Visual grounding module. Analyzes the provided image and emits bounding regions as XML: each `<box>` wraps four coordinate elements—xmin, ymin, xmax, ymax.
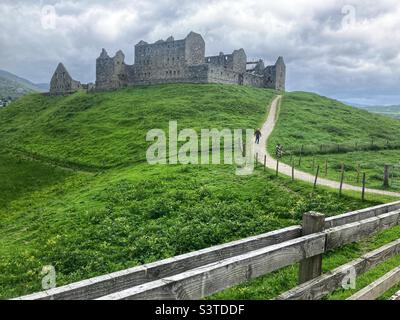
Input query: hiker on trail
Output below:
<box><xmin>254</xmin><ymin>129</ymin><xmax>262</xmax><ymax>144</ymax></box>
<box><xmin>276</xmin><ymin>144</ymin><xmax>284</xmax><ymax>158</ymax></box>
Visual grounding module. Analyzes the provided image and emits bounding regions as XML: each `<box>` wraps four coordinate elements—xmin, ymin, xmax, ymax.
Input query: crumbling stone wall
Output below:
<box><xmin>50</xmin><ymin>63</ymin><xmax>82</xmax><ymax>95</ymax></box>
<box><xmin>49</xmin><ymin>32</ymin><xmax>286</xmax><ymax>94</ymax></box>
<box><xmin>264</xmin><ymin>57</ymin><xmax>286</xmax><ymax>91</ymax></box>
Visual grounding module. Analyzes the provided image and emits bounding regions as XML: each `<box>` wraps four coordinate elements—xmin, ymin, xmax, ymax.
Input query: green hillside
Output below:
<box><xmin>269</xmin><ymin>92</ymin><xmax>400</xmax><ymax>147</ymax></box>
<box><xmin>0</xmin><ymin>69</ymin><xmax>45</xmax><ymax>99</ymax></box>
<box><xmin>0</xmin><ymin>84</ymin><xmax>274</xmax><ymax>167</ymax></box>
<box><xmin>0</xmin><ymin>84</ymin><xmax>398</xmax><ymax>299</ymax></box>
<box><xmin>269</xmin><ymin>92</ymin><xmax>400</xmax><ymax>191</ymax></box>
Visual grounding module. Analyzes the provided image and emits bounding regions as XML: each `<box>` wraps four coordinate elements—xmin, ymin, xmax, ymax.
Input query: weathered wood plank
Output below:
<box><xmin>96</xmin><ymin>233</ymin><xmax>327</xmax><ymax>300</ymax></box>
<box><xmin>325</xmin><ymin>201</ymin><xmax>400</xmax><ymax>229</ymax></box>
<box><xmin>16</xmin><ymin>225</ymin><xmax>301</xmax><ymax>300</ymax></box>
<box><xmin>276</xmin><ymin>239</ymin><xmax>400</xmax><ymax>300</ymax></box>
<box><xmin>389</xmin><ymin>290</ymin><xmax>400</xmax><ymax>300</ymax></box>
<box><xmin>325</xmin><ymin>209</ymin><xmax>400</xmax><ymax>250</ymax></box>
<box><xmin>347</xmin><ymin>266</ymin><xmax>400</xmax><ymax>300</ymax></box>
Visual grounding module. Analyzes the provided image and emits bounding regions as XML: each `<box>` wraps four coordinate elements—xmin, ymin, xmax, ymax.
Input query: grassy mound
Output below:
<box><xmin>269</xmin><ymin>92</ymin><xmax>400</xmax><ymax>191</ymax></box>
<box><xmin>0</xmin><ymin>84</ymin><xmax>397</xmax><ymax>299</ymax></box>
<box><xmin>0</xmin><ymin>84</ymin><xmax>274</xmax><ymax>168</ymax></box>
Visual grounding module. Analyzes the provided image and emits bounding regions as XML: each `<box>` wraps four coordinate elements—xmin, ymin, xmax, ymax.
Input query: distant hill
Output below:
<box><xmin>0</xmin><ymin>69</ymin><xmax>48</xmax><ymax>99</ymax></box>
<box><xmin>354</xmin><ymin>104</ymin><xmax>400</xmax><ymax>120</ymax></box>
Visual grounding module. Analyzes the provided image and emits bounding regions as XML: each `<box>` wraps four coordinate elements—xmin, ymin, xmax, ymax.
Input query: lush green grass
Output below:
<box><xmin>0</xmin><ymin>84</ymin><xmax>274</xmax><ymax>168</ymax></box>
<box><xmin>269</xmin><ymin>92</ymin><xmax>400</xmax><ymax>191</ymax></box>
<box><xmin>285</xmin><ymin>150</ymin><xmax>400</xmax><ymax>191</ymax></box>
<box><xmin>0</xmin><ymin>85</ymin><xmax>399</xmax><ymax>300</ymax></box>
<box><xmin>269</xmin><ymin>92</ymin><xmax>400</xmax><ymax>149</ymax></box>
<box><xmin>0</xmin><ymin>152</ymin><xmax>74</xmax><ymax>208</ymax></box>
<box><xmin>2</xmin><ymin>151</ymin><xmax>391</xmax><ymax>299</ymax></box>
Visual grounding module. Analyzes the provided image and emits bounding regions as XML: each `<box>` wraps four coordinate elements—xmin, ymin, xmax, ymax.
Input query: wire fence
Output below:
<box><xmin>284</xmin><ymin>138</ymin><xmax>400</xmax><ymax>157</ymax></box>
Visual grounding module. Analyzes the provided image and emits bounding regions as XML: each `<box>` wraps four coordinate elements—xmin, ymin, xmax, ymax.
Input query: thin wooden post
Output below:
<box><xmin>362</xmin><ymin>173</ymin><xmax>366</xmax><ymax>201</ymax></box>
<box><xmin>263</xmin><ymin>154</ymin><xmax>266</xmax><ymax>171</ymax></box>
<box><xmin>314</xmin><ymin>165</ymin><xmax>320</xmax><ymax>188</ymax></box>
<box><xmin>298</xmin><ymin>212</ymin><xmax>325</xmax><ymax>284</ymax></box>
<box><xmin>383</xmin><ymin>165</ymin><xmax>390</xmax><ymax>188</ymax></box>
<box><xmin>242</xmin><ymin>141</ymin><xmax>246</xmax><ymax>157</ymax></box>
<box><xmin>339</xmin><ymin>168</ymin><xmax>344</xmax><ymax>196</ymax></box>
<box><xmin>292</xmin><ymin>161</ymin><xmax>295</xmax><ymax>181</ymax></box>
<box><xmin>325</xmin><ymin>160</ymin><xmax>328</xmax><ymax>176</ymax></box>
<box><xmin>299</xmin><ymin>145</ymin><xmax>303</xmax><ymax>167</ymax></box>
<box><xmin>276</xmin><ymin>159</ymin><xmax>279</xmax><ymax>177</ymax></box>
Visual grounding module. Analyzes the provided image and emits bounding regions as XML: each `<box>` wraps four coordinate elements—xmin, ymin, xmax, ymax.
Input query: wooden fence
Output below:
<box><xmin>15</xmin><ymin>201</ymin><xmax>400</xmax><ymax>300</ymax></box>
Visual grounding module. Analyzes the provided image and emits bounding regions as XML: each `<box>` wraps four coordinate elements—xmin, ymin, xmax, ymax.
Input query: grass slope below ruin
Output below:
<box><xmin>0</xmin><ymin>84</ymin><xmax>275</xmax><ymax>168</ymax></box>
<box><xmin>0</xmin><ymin>84</ymin><xmax>398</xmax><ymax>299</ymax></box>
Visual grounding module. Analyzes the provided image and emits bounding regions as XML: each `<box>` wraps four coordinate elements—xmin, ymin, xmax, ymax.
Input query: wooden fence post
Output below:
<box><xmin>339</xmin><ymin>168</ymin><xmax>344</xmax><ymax>196</ymax></box>
<box><xmin>314</xmin><ymin>165</ymin><xmax>320</xmax><ymax>189</ymax></box>
<box><xmin>384</xmin><ymin>165</ymin><xmax>390</xmax><ymax>188</ymax></box>
<box><xmin>276</xmin><ymin>159</ymin><xmax>279</xmax><ymax>177</ymax></box>
<box><xmin>362</xmin><ymin>173</ymin><xmax>366</xmax><ymax>201</ymax></box>
<box><xmin>292</xmin><ymin>161</ymin><xmax>295</xmax><ymax>181</ymax></box>
<box><xmin>298</xmin><ymin>212</ymin><xmax>325</xmax><ymax>284</ymax></box>
<box><xmin>263</xmin><ymin>154</ymin><xmax>266</xmax><ymax>171</ymax></box>
<box><xmin>325</xmin><ymin>160</ymin><xmax>328</xmax><ymax>176</ymax></box>
<box><xmin>242</xmin><ymin>141</ymin><xmax>246</xmax><ymax>157</ymax></box>
<box><xmin>299</xmin><ymin>145</ymin><xmax>303</xmax><ymax>167</ymax></box>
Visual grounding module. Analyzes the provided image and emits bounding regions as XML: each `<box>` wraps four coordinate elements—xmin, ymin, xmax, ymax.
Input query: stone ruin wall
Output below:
<box><xmin>50</xmin><ymin>32</ymin><xmax>286</xmax><ymax>95</ymax></box>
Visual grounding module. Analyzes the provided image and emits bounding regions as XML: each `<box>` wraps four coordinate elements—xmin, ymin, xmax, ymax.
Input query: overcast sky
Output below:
<box><xmin>1</xmin><ymin>0</ymin><xmax>399</xmax><ymax>105</ymax></box>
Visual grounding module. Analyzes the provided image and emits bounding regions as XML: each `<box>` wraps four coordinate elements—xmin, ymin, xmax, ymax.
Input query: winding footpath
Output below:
<box><xmin>254</xmin><ymin>95</ymin><xmax>400</xmax><ymax>198</ymax></box>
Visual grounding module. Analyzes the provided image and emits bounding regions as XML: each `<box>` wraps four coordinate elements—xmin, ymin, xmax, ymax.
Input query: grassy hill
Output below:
<box><xmin>0</xmin><ymin>69</ymin><xmax>46</xmax><ymax>99</ymax></box>
<box><xmin>0</xmin><ymin>84</ymin><xmax>398</xmax><ymax>299</ymax></box>
<box><xmin>0</xmin><ymin>84</ymin><xmax>273</xmax><ymax>168</ymax></box>
<box><xmin>269</xmin><ymin>92</ymin><xmax>400</xmax><ymax>191</ymax></box>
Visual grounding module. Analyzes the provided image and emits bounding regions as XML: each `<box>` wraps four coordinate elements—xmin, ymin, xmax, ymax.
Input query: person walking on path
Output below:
<box><xmin>255</xmin><ymin>128</ymin><xmax>262</xmax><ymax>144</ymax></box>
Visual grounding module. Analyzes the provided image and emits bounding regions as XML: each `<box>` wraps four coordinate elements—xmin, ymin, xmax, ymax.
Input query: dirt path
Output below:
<box><xmin>254</xmin><ymin>95</ymin><xmax>400</xmax><ymax>198</ymax></box>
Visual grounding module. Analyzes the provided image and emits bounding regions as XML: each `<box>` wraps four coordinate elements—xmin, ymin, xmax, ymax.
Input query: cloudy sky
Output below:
<box><xmin>1</xmin><ymin>0</ymin><xmax>399</xmax><ymax>105</ymax></box>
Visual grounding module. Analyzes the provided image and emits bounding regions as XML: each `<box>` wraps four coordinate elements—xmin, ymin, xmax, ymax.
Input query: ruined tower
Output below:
<box><xmin>264</xmin><ymin>56</ymin><xmax>286</xmax><ymax>91</ymax></box>
<box><xmin>49</xmin><ymin>32</ymin><xmax>286</xmax><ymax>94</ymax></box>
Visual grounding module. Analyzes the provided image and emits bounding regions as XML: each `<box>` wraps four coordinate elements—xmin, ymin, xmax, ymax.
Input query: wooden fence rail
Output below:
<box><xmin>277</xmin><ymin>239</ymin><xmax>400</xmax><ymax>300</ymax></box>
<box><xmin>16</xmin><ymin>201</ymin><xmax>400</xmax><ymax>300</ymax></box>
<box><xmin>347</xmin><ymin>266</ymin><xmax>400</xmax><ymax>300</ymax></box>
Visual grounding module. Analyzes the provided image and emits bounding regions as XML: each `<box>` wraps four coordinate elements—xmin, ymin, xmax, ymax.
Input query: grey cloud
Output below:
<box><xmin>0</xmin><ymin>0</ymin><xmax>399</xmax><ymax>105</ymax></box>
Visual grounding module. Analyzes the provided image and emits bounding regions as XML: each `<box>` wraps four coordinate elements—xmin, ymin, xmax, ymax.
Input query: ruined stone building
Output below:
<box><xmin>50</xmin><ymin>31</ymin><xmax>286</xmax><ymax>95</ymax></box>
